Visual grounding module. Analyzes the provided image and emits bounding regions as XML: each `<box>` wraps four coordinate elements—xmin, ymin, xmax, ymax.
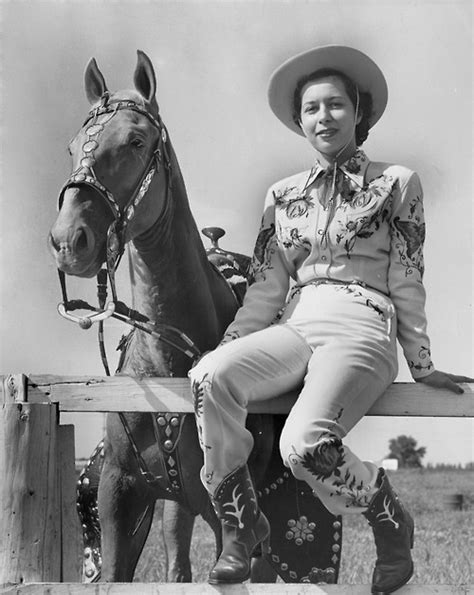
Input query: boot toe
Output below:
<box><xmin>371</xmin><ymin>561</ymin><xmax>414</xmax><ymax>594</ymax></box>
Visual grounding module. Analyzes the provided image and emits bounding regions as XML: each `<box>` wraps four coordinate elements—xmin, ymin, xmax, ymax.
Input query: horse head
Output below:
<box><xmin>49</xmin><ymin>50</ymin><xmax>169</xmax><ymax>278</ymax></box>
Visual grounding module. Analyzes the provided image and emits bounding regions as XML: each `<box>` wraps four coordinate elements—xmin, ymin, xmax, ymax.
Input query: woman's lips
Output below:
<box><xmin>317</xmin><ymin>128</ymin><xmax>338</xmax><ymax>138</ymax></box>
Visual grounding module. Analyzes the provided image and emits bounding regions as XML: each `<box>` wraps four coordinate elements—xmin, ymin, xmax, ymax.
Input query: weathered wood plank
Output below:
<box><xmin>24</xmin><ymin>375</ymin><xmax>474</xmax><ymax>417</ymax></box>
<box><xmin>0</xmin><ymin>403</ymin><xmax>61</xmax><ymax>584</ymax></box>
<box><xmin>1</xmin><ymin>582</ymin><xmax>472</xmax><ymax>594</ymax></box>
<box><xmin>2</xmin><ymin>374</ymin><xmax>28</xmax><ymax>404</ymax></box>
<box><xmin>57</xmin><ymin>425</ymin><xmax>82</xmax><ymax>582</ymax></box>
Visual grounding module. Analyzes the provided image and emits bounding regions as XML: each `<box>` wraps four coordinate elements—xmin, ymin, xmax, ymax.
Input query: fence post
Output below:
<box><xmin>58</xmin><ymin>424</ymin><xmax>82</xmax><ymax>581</ymax></box>
<box><xmin>0</xmin><ymin>375</ymin><xmax>61</xmax><ymax>585</ymax></box>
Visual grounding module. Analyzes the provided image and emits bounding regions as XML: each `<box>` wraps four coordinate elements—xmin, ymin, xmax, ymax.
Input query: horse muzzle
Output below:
<box><xmin>48</xmin><ymin>224</ymin><xmax>103</xmax><ymax>278</ymax></box>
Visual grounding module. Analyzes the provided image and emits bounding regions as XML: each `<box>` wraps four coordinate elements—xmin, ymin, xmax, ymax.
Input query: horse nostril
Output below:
<box><xmin>73</xmin><ymin>226</ymin><xmax>95</xmax><ymax>256</ymax></box>
<box><xmin>75</xmin><ymin>228</ymin><xmax>88</xmax><ymax>252</ymax></box>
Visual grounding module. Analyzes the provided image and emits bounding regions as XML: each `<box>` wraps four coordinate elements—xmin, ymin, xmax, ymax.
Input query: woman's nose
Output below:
<box><xmin>318</xmin><ymin>105</ymin><xmax>331</xmax><ymax>122</ymax></box>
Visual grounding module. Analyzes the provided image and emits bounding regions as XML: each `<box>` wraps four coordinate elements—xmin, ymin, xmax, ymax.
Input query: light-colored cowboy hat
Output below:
<box><xmin>268</xmin><ymin>45</ymin><xmax>388</xmax><ymax>136</ymax></box>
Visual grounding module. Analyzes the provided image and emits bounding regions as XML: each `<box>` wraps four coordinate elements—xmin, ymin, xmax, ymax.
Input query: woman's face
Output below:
<box><xmin>299</xmin><ymin>75</ymin><xmax>360</xmax><ymax>158</ymax></box>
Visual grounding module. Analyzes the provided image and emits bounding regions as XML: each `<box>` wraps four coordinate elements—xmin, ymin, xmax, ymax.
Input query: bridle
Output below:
<box><xmin>56</xmin><ymin>93</ymin><xmax>202</xmax><ymax>368</ymax></box>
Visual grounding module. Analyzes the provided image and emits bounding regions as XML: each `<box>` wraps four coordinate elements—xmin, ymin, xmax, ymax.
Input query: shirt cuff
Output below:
<box><xmin>406</xmin><ymin>345</ymin><xmax>434</xmax><ymax>379</ymax></box>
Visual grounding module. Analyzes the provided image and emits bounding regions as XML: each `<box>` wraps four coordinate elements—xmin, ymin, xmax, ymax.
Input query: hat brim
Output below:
<box><xmin>268</xmin><ymin>45</ymin><xmax>388</xmax><ymax>137</ymax></box>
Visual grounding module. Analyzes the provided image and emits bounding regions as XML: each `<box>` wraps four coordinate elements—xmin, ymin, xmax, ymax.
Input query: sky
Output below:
<box><xmin>0</xmin><ymin>0</ymin><xmax>472</xmax><ymax>464</ymax></box>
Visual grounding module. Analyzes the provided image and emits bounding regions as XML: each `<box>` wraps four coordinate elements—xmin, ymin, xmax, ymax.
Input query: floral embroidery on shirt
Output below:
<box><xmin>392</xmin><ymin>194</ymin><xmax>426</xmax><ymax>278</ymax></box>
<box><xmin>336</xmin><ymin>208</ymin><xmax>389</xmax><ymax>258</ymax></box>
<box><xmin>274</xmin><ymin>188</ymin><xmax>315</xmax><ymax>219</ymax></box>
<box><xmin>249</xmin><ymin>222</ymin><xmax>276</xmax><ymax>283</ymax></box>
<box><xmin>332</xmin><ymin>175</ymin><xmax>394</xmax><ymax>257</ymax></box>
<box><xmin>341</xmin><ymin>174</ymin><xmax>394</xmax><ymax>210</ymax></box>
<box><xmin>281</xmin><ymin>226</ymin><xmax>312</xmax><ymax>253</ymax></box>
<box><xmin>408</xmin><ymin>345</ymin><xmax>433</xmax><ymax>373</ymax></box>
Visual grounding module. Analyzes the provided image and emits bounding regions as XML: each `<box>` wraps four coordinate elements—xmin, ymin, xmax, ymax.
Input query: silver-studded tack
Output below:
<box><xmin>156</xmin><ymin>415</ymin><xmax>167</xmax><ymax>426</ymax></box>
<box><xmin>86</xmin><ymin>123</ymin><xmax>104</xmax><ymax>136</ymax></box>
<box><xmin>163</xmin><ymin>439</ymin><xmax>173</xmax><ymax>450</ymax></box>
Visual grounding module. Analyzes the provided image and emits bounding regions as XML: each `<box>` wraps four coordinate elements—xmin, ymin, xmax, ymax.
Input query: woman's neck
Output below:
<box><xmin>317</xmin><ymin>142</ymin><xmax>358</xmax><ymax>169</ymax></box>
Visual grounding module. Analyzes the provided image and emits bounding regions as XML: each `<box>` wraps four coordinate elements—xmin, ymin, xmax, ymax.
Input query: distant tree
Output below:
<box><xmin>386</xmin><ymin>435</ymin><xmax>426</xmax><ymax>468</ymax></box>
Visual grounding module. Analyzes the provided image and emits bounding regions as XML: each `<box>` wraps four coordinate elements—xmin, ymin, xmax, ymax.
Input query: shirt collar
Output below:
<box><xmin>303</xmin><ymin>149</ymin><xmax>370</xmax><ymax>190</ymax></box>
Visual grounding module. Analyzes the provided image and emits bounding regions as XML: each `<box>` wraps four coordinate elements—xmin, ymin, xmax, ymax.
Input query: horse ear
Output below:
<box><xmin>84</xmin><ymin>58</ymin><xmax>108</xmax><ymax>104</ymax></box>
<box><xmin>134</xmin><ymin>50</ymin><xmax>157</xmax><ymax>104</ymax></box>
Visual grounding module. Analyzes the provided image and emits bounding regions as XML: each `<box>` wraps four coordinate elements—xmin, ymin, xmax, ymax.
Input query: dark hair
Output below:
<box><xmin>292</xmin><ymin>68</ymin><xmax>373</xmax><ymax>146</ymax></box>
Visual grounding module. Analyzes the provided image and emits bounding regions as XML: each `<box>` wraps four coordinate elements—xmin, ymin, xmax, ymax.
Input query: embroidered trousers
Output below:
<box><xmin>190</xmin><ymin>283</ymin><xmax>399</xmax><ymax>515</ymax></box>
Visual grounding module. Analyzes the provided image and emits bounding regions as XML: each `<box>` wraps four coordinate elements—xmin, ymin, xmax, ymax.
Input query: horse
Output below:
<box><xmin>48</xmin><ymin>50</ymin><xmax>341</xmax><ymax>584</ymax></box>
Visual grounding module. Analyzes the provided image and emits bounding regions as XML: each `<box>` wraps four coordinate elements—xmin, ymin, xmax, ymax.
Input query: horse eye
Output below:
<box><xmin>131</xmin><ymin>138</ymin><xmax>145</xmax><ymax>149</ymax></box>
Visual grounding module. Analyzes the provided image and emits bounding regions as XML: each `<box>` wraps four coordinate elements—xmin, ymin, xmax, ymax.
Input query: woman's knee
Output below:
<box><xmin>189</xmin><ymin>352</ymin><xmax>244</xmax><ymax>408</ymax></box>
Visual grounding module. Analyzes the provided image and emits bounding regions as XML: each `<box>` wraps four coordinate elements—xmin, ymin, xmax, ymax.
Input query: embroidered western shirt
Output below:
<box><xmin>220</xmin><ymin>149</ymin><xmax>434</xmax><ymax>379</ymax></box>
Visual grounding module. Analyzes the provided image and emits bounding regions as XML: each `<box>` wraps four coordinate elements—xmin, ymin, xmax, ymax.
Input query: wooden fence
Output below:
<box><xmin>1</xmin><ymin>373</ymin><xmax>473</xmax><ymax>594</ymax></box>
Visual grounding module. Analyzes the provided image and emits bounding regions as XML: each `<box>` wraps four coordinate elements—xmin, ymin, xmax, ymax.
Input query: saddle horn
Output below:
<box><xmin>202</xmin><ymin>227</ymin><xmax>226</xmax><ymax>249</ymax></box>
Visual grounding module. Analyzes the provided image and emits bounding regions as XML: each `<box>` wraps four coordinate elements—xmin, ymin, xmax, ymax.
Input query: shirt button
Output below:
<box><xmin>321</xmin><ymin>255</ymin><xmax>327</xmax><ymax>261</ymax></box>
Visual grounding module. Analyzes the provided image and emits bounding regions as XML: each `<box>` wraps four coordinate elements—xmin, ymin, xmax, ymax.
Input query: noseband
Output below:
<box><xmin>56</xmin><ymin>93</ymin><xmax>201</xmax><ymax>362</ymax></box>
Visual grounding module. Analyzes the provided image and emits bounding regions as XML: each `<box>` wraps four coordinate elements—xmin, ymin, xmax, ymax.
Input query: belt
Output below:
<box><xmin>293</xmin><ymin>278</ymin><xmax>387</xmax><ymax>297</ymax></box>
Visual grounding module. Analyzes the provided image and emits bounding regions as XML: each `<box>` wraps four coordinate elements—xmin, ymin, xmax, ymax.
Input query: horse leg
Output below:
<box><xmin>98</xmin><ymin>459</ymin><xmax>155</xmax><ymax>582</ymax></box>
<box><xmin>161</xmin><ymin>500</ymin><xmax>195</xmax><ymax>582</ymax></box>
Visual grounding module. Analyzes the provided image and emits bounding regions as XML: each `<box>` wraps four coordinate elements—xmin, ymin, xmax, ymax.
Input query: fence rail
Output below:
<box><xmin>6</xmin><ymin>374</ymin><xmax>474</xmax><ymax>416</ymax></box>
<box><xmin>1</xmin><ymin>373</ymin><xmax>473</xmax><ymax>592</ymax></box>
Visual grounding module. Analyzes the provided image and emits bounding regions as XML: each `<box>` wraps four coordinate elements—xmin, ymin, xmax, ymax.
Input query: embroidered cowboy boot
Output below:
<box><xmin>363</xmin><ymin>468</ymin><xmax>415</xmax><ymax>594</ymax></box>
<box><xmin>209</xmin><ymin>465</ymin><xmax>270</xmax><ymax>584</ymax></box>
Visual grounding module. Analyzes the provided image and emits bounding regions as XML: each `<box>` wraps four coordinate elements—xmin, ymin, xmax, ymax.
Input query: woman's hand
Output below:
<box><xmin>416</xmin><ymin>370</ymin><xmax>474</xmax><ymax>394</ymax></box>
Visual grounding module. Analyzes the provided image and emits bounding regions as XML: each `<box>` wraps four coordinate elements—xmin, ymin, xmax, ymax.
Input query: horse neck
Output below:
<box><xmin>123</xmin><ymin>150</ymin><xmax>229</xmax><ymax>376</ymax></box>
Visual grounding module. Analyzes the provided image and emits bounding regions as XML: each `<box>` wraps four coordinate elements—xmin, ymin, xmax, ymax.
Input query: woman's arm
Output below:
<box><xmin>388</xmin><ymin>171</ymin><xmax>472</xmax><ymax>392</ymax></box>
<box><xmin>388</xmin><ymin>171</ymin><xmax>434</xmax><ymax>379</ymax></box>
<box><xmin>219</xmin><ymin>185</ymin><xmax>291</xmax><ymax>346</ymax></box>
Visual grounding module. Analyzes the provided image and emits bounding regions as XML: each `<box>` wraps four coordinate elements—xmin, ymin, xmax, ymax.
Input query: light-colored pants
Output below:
<box><xmin>190</xmin><ymin>283</ymin><xmax>398</xmax><ymax>515</ymax></box>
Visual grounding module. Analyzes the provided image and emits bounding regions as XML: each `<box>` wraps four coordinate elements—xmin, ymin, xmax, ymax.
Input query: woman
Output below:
<box><xmin>190</xmin><ymin>45</ymin><xmax>471</xmax><ymax>593</ymax></box>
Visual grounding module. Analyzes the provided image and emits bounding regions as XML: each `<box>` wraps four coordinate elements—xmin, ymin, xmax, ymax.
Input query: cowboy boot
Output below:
<box><xmin>209</xmin><ymin>465</ymin><xmax>270</xmax><ymax>584</ymax></box>
<box><xmin>363</xmin><ymin>468</ymin><xmax>415</xmax><ymax>594</ymax></box>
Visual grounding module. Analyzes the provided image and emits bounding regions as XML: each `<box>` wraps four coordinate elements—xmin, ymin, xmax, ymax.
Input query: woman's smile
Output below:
<box><xmin>317</xmin><ymin>128</ymin><xmax>338</xmax><ymax>139</ymax></box>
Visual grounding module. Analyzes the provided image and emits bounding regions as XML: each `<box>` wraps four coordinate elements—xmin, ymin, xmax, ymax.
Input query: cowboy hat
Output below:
<box><xmin>268</xmin><ymin>45</ymin><xmax>388</xmax><ymax>136</ymax></box>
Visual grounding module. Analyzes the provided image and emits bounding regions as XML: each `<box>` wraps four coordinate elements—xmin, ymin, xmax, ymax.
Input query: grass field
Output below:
<box><xmin>133</xmin><ymin>468</ymin><xmax>474</xmax><ymax>585</ymax></box>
